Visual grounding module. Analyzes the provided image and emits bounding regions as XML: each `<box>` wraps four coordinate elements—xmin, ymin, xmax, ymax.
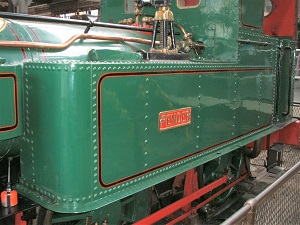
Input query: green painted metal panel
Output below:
<box><xmin>276</xmin><ymin>38</ymin><xmax>295</xmax><ymax>121</ymax></box>
<box><xmin>240</xmin><ymin>0</ymin><xmax>263</xmax><ymax>29</ymax></box>
<box><xmin>19</xmin><ymin>62</ymin><xmax>95</xmax><ymax>203</ymax></box>
<box><xmin>238</xmin><ymin>32</ymin><xmax>277</xmax><ymax>66</ymax></box>
<box><xmin>0</xmin><ymin>77</ymin><xmax>15</xmax><ymax>127</ymax></box>
<box><xmin>0</xmin><ymin>65</ymin><xmax>23</xmax><ymax>144</ymax></box>
<box><xmin>15</xmin><ymin>61</ymin><xmax>280</xmax><ymax>213</ymax></box>
<box><xmin>88</xmin><ymin>49</ymin><xmax>142</xmax><ymax>61</ymax></box>
<box><xmin>99</xmin><ymin>69</ymin><xmax>275</xmax><ymax>186</ymax></box>
<box><xmin>236</xmin><ymin>70</ymin><xmax>275</xmax><ymax>131</ymax></box>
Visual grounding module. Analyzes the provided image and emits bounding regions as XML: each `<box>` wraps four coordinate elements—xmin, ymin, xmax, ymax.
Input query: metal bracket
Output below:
<box><xmin>137</xmin><ymin>50</ymin><xmax>190</xmax><ymax>60</ymax></box>
<box><xmin>267</xmin><ymin>143</ymin><xmax>284</xmax><ymax>174</ymax></box>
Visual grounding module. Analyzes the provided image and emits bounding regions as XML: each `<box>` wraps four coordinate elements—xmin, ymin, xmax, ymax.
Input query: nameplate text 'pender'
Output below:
<box><xmin>159</xmin><ymin>107</ymin><xmax>192</xmax><ymax>131</ymax></box>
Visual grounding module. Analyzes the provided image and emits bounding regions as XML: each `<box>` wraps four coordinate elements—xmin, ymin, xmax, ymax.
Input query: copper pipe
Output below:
<box><xmin>0</xmin><ymin>33</ymin><xmax>159</xmax><ymax>50</ymax></box>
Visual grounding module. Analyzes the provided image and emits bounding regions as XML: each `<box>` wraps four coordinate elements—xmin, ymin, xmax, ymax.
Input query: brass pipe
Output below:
<box><xmin>0</xmin><ymin>33</ymin><xmax>159</xmax><ymax>50</ymax></box>
<box><xmin>174</xmin><ymin>23</ymin><xmax>188</xmax><ymax>36</ymax></box>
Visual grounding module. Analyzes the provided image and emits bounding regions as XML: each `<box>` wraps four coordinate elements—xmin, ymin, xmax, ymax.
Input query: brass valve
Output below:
<box><xmin>118</xmin><ymin>18</ymin><xmax>134</xmax><ymax>25</ymax></box>
<box><xmin>153</xmin><ymin>6</ymin><xmax>174</xmax><ymax>21</ymax></box>
<box><xmin>150</xmin><ymin>5</ymin><xmax>177</xmax><ymax>53</ymax></box>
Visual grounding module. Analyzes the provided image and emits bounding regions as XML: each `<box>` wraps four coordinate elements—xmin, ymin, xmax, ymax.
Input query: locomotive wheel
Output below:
<box><xmin>200</xmin><ymin>148</ymin><xmax>244</xmax><ymax>205</ymax></box>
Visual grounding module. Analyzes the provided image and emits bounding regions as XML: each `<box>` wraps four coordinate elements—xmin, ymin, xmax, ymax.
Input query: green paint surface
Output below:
<box><xmin>0</xmin><ymin>65</ymin><xmax>23</xmax><ymax>143</ymax></box>
<box><xmin>0</xmin><ymin>0</ymin><xmax>295</xmax><ymax>215</ymax></box>
<box><xmin>0</xmin><ymin>77</ymin><xmax>15</xmax><ymax>127</ymax></box>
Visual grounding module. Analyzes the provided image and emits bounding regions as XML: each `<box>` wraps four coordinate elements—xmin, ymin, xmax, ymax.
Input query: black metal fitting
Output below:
<box><xmin>136</xmin><ymin>0</ymin><xmax>171</xmax><ymax>8</ymax></box>
<box><xmin>151</xmin><ymin>0</ymin><xmax>172</xmax><ymax>7</ymax></box>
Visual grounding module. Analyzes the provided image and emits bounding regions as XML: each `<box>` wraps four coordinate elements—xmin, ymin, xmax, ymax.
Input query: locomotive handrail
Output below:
<box><xmin>0</xmin><ymin>33</ymin><xmax>160</xmax><ymax>49</ymax></box>
<box><xmin>221</xmin><ymin>160</ymin><xmax>300</xmax><ymax>225</ymax></box>
<box><xmin>282</xmin><ymin>46</ymin><xmax>294</xmax><ymax>116</ymax></box>
<box><xmin>237</xmin><ymin>39</ymin><xmax>274</xmax><ymax>46</ymax></box>
<box><xmin>0</xmin><ymin>12</ymin><xmax>154</xmax><ymax>33</ymax></box>
<box><xmin>0</xmin><ymin>12</ymin><xmax>189</xmax><ymax>37</ymax></box>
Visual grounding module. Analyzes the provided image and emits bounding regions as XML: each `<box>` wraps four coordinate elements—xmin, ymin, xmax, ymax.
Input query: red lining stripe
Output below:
<box><xmin>7</xmin><ymin>24</ymin><xmax>27</xmax><ymax>60</ymax></box>
<box><xmin>28</xmin><ymin>27</ymin><xmax>48</xmax><ymax>61</ymax></box>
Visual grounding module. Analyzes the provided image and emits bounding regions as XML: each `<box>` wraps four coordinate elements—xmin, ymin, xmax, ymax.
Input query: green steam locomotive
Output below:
<box><xmin>0</xmin><ymin>0</ymin><xmax>298</xmax><ymax>224</ymax></box>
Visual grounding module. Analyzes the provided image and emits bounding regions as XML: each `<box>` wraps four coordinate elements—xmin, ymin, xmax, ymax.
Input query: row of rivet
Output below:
<box><xmin>23</xmin><ymin>62</ymin><xmax>257</xmax><ymax>72</ymax></box>
<box><xmin>232</xmin><ymin>73</ymin><xmax>238</xmax><ymax>136</ymax></box>
<box><xmin>24</xmin><ymin>69</ymin><xmax>35</xmax><ymax>182</ymax></box>
<box><xmin>196</xmin><ymin>74</ymin><xmax>202</xmax><ymax>149</ymax></box>
<box><xmin>272</xmin><ymin>45</ymin><xmax>278</xmax><ymax>121</ymax></box>
<box><xmin>18</xmin><ymin>180</ymin><xmax>56</xmax><ymax>203</ymax></box>
<box><xmin>257</xmin><ymin>72</ymin><xmax>263</xmax><ymax>126</ymax></box>
<box><xmin>93</xmin><ymin>154</ymin><xmax>211</xmax><ymax>198</ymax></box>
<box><xmin>144</xmin><ymin>77</ymin><xmax>149</xmax><ymax>168</ymax></box>
<box><xmin>91</xmin><ymin>65</ymin><xmax>99</xmax><ymax>194</ymax></box>
<box><xmin>239</xmin><ymin>31</ymin><xmax>278</xmax><ymax>41</ymax></box>
<box><xmin>91</xmin><ymin>118</ymin><xmax>270</xmax><ymax>198</ymax></box>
